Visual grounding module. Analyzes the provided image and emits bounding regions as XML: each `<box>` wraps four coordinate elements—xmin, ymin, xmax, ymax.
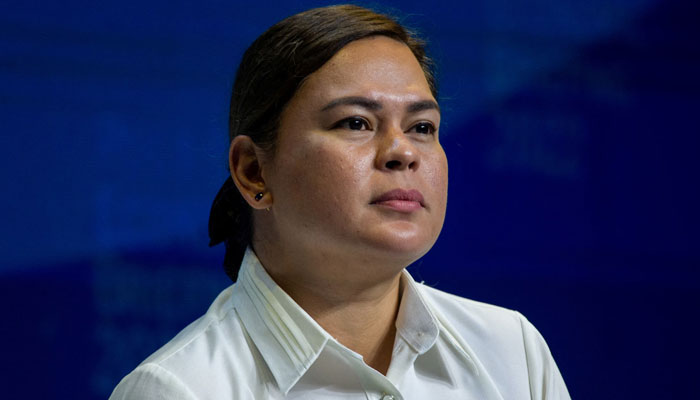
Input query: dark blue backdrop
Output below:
<box><xmin>2</xmin><ymin>0</ymin><xmax>698</xmax><ymax>398</ymax></box>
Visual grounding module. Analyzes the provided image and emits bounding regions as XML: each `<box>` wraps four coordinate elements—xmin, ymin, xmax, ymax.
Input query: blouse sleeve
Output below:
<box><xmin>517</xmin><ymin>312</ymin><xmax>571</xmax><ymax>400</ymax></box>
<box><xmin>109</xmin><ymin>363</ymin><xmax>198</xmax><ymax>400</ymax></box>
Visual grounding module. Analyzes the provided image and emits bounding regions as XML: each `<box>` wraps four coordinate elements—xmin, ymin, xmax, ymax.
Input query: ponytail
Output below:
<box><xmin>208</xmin><ymin>176</ymin><xmax>251</xmax><ymax>281</ymax></box>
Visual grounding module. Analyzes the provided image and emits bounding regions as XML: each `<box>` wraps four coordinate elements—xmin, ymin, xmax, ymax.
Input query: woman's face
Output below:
<box><xmin>261</xmin><ymin>36</ymin><xmax>448</xmax><ymax>266</ymax></box>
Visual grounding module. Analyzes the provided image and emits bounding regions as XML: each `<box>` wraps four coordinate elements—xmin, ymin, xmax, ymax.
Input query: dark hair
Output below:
<box><xmin>208</xmin><ymin>4</ymin><xmax>437</xmax><ymax>281</ymax></box>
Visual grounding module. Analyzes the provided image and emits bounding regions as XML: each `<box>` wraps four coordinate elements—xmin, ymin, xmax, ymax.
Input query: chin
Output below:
<box><xmin>365</xmin><ymin>231</ymin><xmax>438</xmax><ymax>265</ymax></box>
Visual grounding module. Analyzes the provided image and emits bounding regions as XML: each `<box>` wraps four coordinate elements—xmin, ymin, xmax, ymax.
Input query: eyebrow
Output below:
<box><xmin>320</xmin><ymin>96</ymin><xmax>440</xmax><ymax>113</ymax></box>
<box><xmin>407</xmin><ymin>99</ymin><xmax>441</xmax><ymax>113</ymax></box>
<box><xmin>321</xmin><ymin>96</ymin><xmax>381</xmax><ymax>112</ymax></box>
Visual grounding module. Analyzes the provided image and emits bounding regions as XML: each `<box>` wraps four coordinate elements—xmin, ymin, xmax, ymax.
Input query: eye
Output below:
<box><xmin>333</xmin><ymin>117</ymin><xmax>371</xmax><ymax>131</ymax></box>
<box><xmin>408</xmin><ymin>121</ymin><xmax>436</xmax><ymax>135</ymax></box>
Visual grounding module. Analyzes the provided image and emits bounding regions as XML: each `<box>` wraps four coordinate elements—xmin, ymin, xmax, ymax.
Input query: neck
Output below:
<box><xmin>252</xmin><ymin>238</ymin><xmax>405</xmax><ymax>375</ymax></box>
<box><xmin>291</xmin><ymin>273</ymin><xmax>401</xmax><ymax>375</ymax></box>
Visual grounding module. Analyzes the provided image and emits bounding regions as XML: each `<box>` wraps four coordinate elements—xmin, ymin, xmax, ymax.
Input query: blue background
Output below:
<box><xmin>2</xmin><ymin>0</ymin><xmax>699</xmax><ymax>398</ymax></box>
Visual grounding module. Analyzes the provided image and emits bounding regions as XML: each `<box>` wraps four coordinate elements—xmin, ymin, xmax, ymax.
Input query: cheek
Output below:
<box><xmin>274</xmin><ymin>138</ymin><xmax>372</xmax><ymax>217</ymax></box>
<box><xmin>425</xmin><ymin>149</ymin><xmax>449</xmax><ymax>196</ymax></box>
<box><xmin>424</xmin><ymin>149</ymin><xmax>449</xmax><ymax>233</ymax></box>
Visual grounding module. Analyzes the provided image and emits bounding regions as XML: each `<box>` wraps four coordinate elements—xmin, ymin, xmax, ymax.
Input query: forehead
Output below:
<box><xmin>295</xmin><ymin>36</ymin><xmax>435</xmax><ymax>105</ymax></box>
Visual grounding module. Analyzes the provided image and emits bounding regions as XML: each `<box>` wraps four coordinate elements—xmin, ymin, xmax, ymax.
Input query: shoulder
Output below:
<box><xmin>110</xmin><ymin>284</ymin><xmax>270</xmax><ymax>399</ymax></box>
<box><xmin>110</xmin><ymin>363</ymin><xmax>197</xmax><ymax>400</ymax></box>
<box><xmin>417</xmin><ymin>284</ymin><xmax>571</xmax><ymax>400</ymax></box>
<box><xmin>416</xmin><ymin>282</ymin><xmax>552</xmax><ymax>360</ymax></box>
<box><xmin>417</xmin><ymin>283</ymin><xmax>525</xmax><ymax>335</ymax></box>
<box><xmin>141</xmin><ymin>285</ymin><xmax>242</xmax><ymax>366</ymax></box>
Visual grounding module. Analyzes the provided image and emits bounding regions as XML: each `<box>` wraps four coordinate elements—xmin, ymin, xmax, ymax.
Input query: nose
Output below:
<box><xmin>375</xmin><ymin>124</ymin><xmax>420</xmax><ymax>172</ymax></box>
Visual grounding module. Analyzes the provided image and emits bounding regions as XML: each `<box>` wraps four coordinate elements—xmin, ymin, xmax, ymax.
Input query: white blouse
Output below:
<box><xmin>110</xmin><ymin>248</ymin><xmax>570</xmax><ymax>399</ymax></box>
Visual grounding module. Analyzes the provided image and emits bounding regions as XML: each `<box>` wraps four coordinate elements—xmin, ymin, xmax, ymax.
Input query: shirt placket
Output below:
<box><xmin>330</xmin><ymin>344</ymin><xmax>405</xmax><ymax>400</ymax></box>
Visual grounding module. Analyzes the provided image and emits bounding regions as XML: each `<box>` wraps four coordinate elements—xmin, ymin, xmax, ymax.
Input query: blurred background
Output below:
<box><xmin>1</xmin><ymin>0</ymin><xmax>698</xmax><ymax>398</ymax></box>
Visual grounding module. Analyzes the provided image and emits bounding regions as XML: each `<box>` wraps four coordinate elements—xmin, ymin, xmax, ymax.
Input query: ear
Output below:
<box><xmin>229</xmin><ymin>135</ymin><xmax>272</xmax><ymax>210</ymax></box>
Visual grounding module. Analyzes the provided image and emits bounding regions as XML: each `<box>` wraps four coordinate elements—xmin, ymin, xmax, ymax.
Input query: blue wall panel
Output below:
<box><xmin>2</xmin><ymin>0</ymin><xmax>698</xmax><ymax>398</ymax></box>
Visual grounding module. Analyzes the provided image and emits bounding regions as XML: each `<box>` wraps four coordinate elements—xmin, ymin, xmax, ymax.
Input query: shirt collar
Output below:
<box><xmin>232</xmin><ymin>248</ymin><xmax>330</xmax><ymax>394</ymax></box>
<box><xmin>231</xmin><ymin>248</ymin><xmax>448</xmax><ymax>394</ymax></box>
<box><xmin>395</xmin><ymin>271</ymin><xmax>440</xmax><ymax>354</ymax></box>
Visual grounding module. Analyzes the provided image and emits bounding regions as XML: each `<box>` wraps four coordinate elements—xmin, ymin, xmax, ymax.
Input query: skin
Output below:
<box><xmin>229</xmin><ymin>36</ymin><xmax>448</xmax><ymax>374</ymax></box>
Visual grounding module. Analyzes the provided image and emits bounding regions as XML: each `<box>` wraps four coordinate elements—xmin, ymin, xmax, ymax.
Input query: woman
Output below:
<box><xmin>111</xmin><ymin>5</ymin><xmax>570</xmax><ymax>399</ymax></box>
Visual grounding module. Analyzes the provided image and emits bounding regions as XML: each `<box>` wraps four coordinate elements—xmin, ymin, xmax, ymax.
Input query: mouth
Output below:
<box><xmin>370</xmin><ymin>189</ymin><xmax>425</xmax><ymax>212</ymax></box>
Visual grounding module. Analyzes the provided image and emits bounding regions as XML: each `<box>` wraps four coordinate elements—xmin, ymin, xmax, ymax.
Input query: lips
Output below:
<box><xmin>371</xmin><ymin>189</ymin><xmax>425</xmax><ymax>212</ymax></box>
